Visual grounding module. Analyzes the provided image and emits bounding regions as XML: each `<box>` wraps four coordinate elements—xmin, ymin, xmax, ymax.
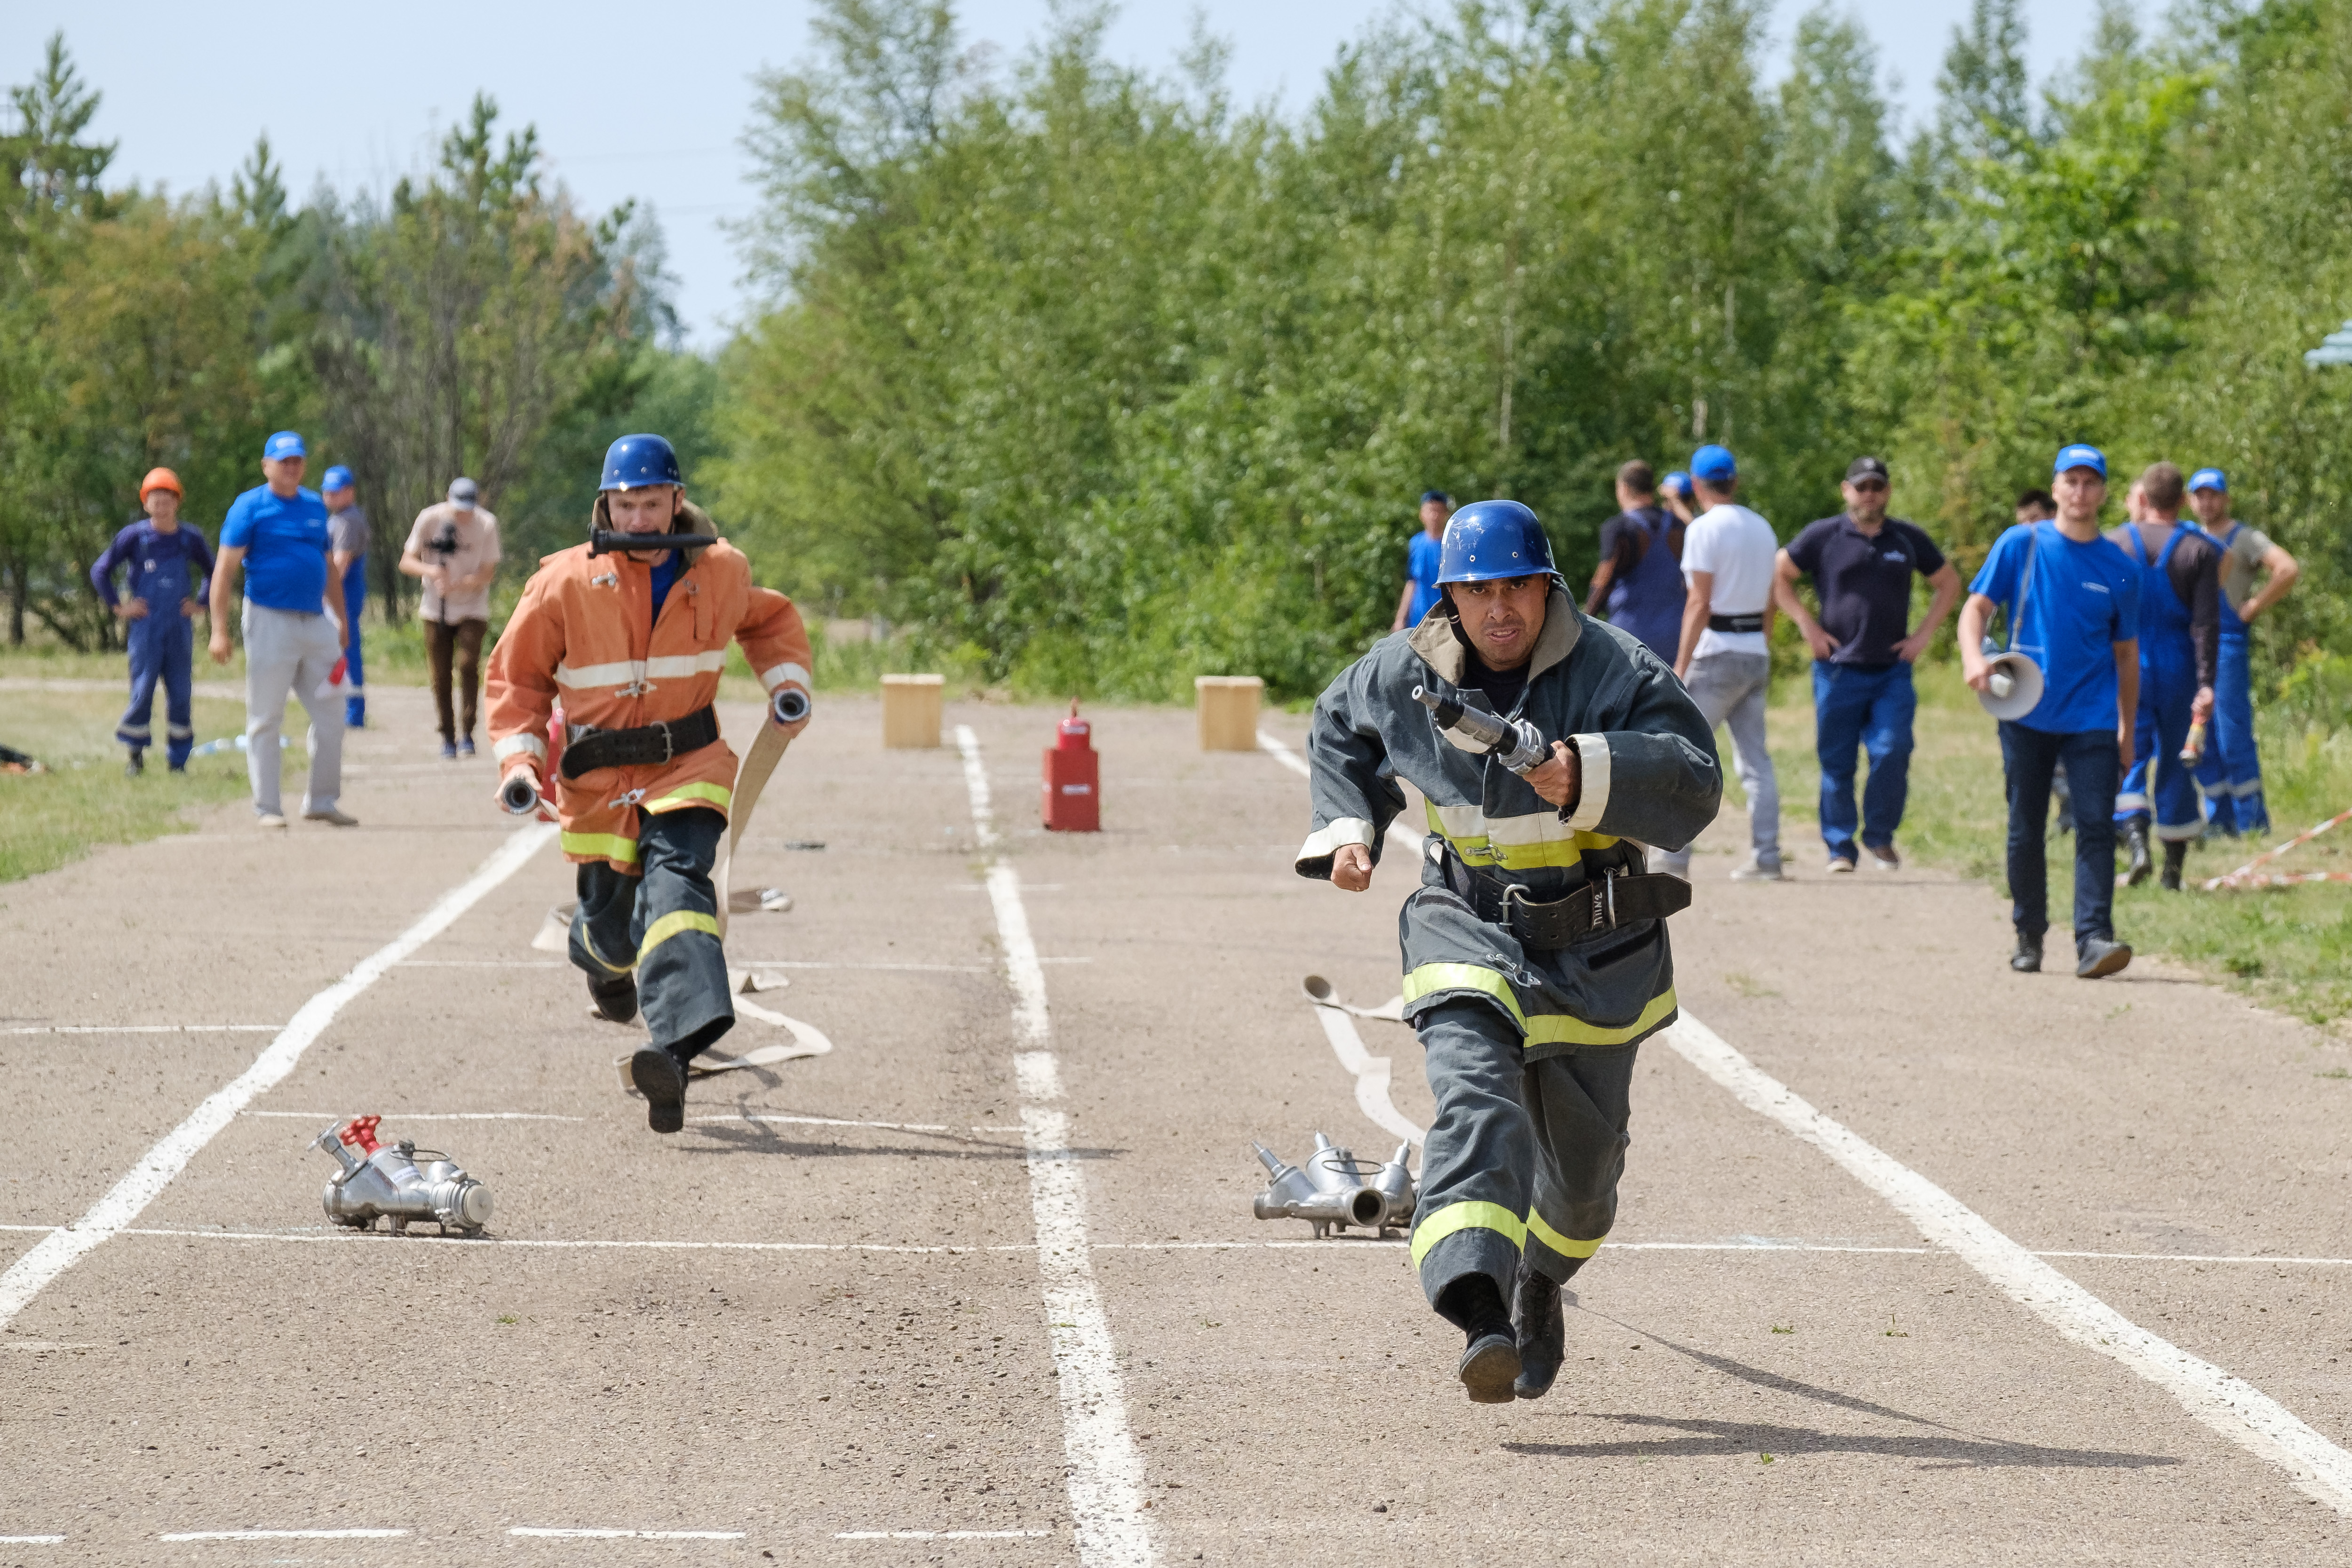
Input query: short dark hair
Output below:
<box><xmin>2140</xmin><ymin>462</ymin><xmax>2185</xmax><ymax>511</ymax></box>
<box><xmin>2015</xmin><ymin>488</ymin><xmax>2056</xmax><ymax>517</ymax></box>
<box><xmin>1616</xmin><ymin>460</ymin><xmax>1655</xmax><ymax>496</ymax></box>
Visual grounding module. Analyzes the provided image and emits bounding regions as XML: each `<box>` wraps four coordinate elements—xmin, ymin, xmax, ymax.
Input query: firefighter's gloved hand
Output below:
<box><xmin>1331</xmin><ymin>843</ymin><xmax>1373</xmax><ymax>892</ymax></box>
<box><xmin>1521</xmin><ymin>740</ymin><xmax>1582</xmax><ymax>813</ymax></box>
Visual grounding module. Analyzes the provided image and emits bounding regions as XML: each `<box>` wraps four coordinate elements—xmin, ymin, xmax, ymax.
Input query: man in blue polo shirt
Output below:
<box><xmin>1774</xmin><ymin>456</ymin><xmax>1963</xmax><ymax>871</ymax></box>
<box><xmin>207</xmin><ymin>430</ymin><xmax>356</xmax><ymax>829</ymax></box>
<box><xmin>1392</xmin><ymin>491</ymin><xmax>1454</xmax><ymax>630</ymax></box>
<box><xmin>1958</xmin><ymin>444</ymin><xmax>2140</xmax><ymax>978</ymax></box>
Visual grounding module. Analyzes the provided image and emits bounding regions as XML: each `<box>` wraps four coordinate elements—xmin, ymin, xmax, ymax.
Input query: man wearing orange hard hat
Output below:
<box><xmin>91</xmin><ymin>467</ymin><xmax>215</xmax><ymax>775</ymax></box>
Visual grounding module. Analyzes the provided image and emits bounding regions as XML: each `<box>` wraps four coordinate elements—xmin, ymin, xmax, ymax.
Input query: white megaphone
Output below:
<box><xmin>1977</xmin><ymin>650</ymin><xmax>2045</xmax><ymax>721</ymax></box>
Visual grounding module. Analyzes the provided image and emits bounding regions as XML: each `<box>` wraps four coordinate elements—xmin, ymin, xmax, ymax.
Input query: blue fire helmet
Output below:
<box><xmin>2188</xmin><ymin>467</ymin><xmax>2226</xmax><ymax>493</ymax></box>
<box><xmin>1437</xmin><ymin>500</ymin><xmax>1557</xmax><ymax>585</ymax></box>
<box><xmin>1661</xmin><ymin>470</ymin><xmax>1693</xmax><ymax>499</ymax></box>
<box><xmin>1691</xmin><ymin>444</ymin><xmax>1736</xmax><ymax>483</ymax></box>
<box><xmin>600</xmin><ymin>433</ymin><xmax>683</xmax><ymax>492</ymax></box>
<box><xmin>322</xmin><ymin>465</ymin><xmax>355</xmax><ymax>493</ymax></box>
<box><xmin>263</xmin><ymin>430</ymin><xmax>306</xmax><ymax>461</ymax></box>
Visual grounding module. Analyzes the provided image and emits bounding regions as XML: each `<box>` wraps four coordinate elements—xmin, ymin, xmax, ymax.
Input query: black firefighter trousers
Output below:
<box><xmin>569</xmin><ymin>805</ymin><xmax>735</xmax><ymax>1063</ymax></box>
<box><xmin>1411</xmin><ymin>999</ymin><xmax>1637</xmax><ymax>1310</ymax></box>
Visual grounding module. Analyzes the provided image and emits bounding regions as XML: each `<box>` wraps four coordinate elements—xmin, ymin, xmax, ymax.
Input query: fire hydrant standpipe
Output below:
<box><xmin>313</xmin><ymin>1114</ymin><xmax>493</xmax><ymax>1236</ymax></box>
<box><xmin>1042</xmin><ymin>699</ymin><xmax>1100</xmax><ymax>833</ymax></box>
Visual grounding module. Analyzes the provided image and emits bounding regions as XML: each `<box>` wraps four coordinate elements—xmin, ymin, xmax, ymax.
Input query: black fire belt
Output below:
<box><xmin>1707</xmin><ymin>612</ymin><xmax>1765</xmax><ymax>633</ymax></box>
<box><xmin>1446</xmin><ymin>856</ymin><xmax>1691</xmax><ymax>949</ymax></box>
<box><xmin>560</xmin><ymin>705</ymin><xmax>720</xmax><ymax>781</ymax></box>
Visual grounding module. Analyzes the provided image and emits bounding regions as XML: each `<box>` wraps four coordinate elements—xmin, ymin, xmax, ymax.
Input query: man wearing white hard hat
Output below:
<box><xmin>1958</xmin><ymin>445</ymin><xmax>2142</xmax><ymax>978</ymax></box>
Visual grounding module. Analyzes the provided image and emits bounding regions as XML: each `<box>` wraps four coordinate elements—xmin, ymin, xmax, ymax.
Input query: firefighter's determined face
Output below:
<box><xmin>1447</xmin><ymin>574</ymin><xmax>1550</xmax><ymax>670</ymax></box>
<box><xmin>608</xmin><ymin>485</ymin><xmax>682</xmax><ymax>533</ymax></box>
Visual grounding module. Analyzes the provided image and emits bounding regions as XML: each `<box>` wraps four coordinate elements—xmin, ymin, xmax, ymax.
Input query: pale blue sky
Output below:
<box><xmin>6</xmin><ymin>1</ymin><xmax>2106</xmax><ymax>346</ymax></box>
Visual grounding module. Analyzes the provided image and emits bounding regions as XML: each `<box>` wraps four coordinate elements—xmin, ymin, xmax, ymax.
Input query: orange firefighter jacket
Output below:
<box><xmin>485</xmin><ymin>505</ymin><xmax>810</xmax><ymax>873</ymax></box>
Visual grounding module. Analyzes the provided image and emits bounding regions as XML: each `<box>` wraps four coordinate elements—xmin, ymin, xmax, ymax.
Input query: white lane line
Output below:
<box><xmin>511</xmin><ymin>1528</ymin><xmax>745</xmax><ymax>1539</ymax></box>
<box><xmin>956</xmin><ymin>724</ymin><xmax>1152</xmax><ymax>1568</ymax></box>
<box><xmin>159</xmin><ymin>1529</ymin><xmax>408</xmax><ymax>1541</ymax></box>
<box><xmin>838</xmin><ymin>1530</ymin><xmax>1057</xmax><ymax>1540</ymax></box>
<box><xmin>691</xmin><ymin>1113</ymin><xmax>954</xmax><ymax>1132</ymax></box>
<box><xmin>0</xmin><ymin>823</ymin><xmax>556</xmax><ymax>1332</ymax></box>
<box><xmin>1666</xmin><ymin>1011</ymin><xmax>2352</xmax><ymax>1514</ymax></box>
<box><xmin>1256</xmin><ymin>730</ymin><xmax>1310</xmax><ymax>776</ymax></box>
<box><xmin>735</xmin><ymin>960</ymin><xmax>990</xmax><ymax>973</ymax></box>
<box><xmin>1309</xmin><ymin>1005</ymin><xmax>1426</xmax><ymax>1149</ymax></box>
<box><xmin>0</xmin><ymin>1024</ymin><xmax>278</xmax><ymax>1035</ymax></box>
<box><xmin>245</xmin><ymin>1111</ymin><xmax>583</xmax><ymax>1122</ymax></box>
<box><xmin>397</xmin><ymin>959</ymin><xmax>567</xmax><ymax>968</ymax></box>
<box><xmin>0</xmin><ymin>1536</ymin><xmax>65</xmax><ymax>1544</ymax></box>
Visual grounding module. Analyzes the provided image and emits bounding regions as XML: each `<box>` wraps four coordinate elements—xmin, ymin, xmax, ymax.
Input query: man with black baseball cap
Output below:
<box><xmin>1773</xmin><ymin>457</ymin><xmax>1963</xmax><ymax>871</ymax></box>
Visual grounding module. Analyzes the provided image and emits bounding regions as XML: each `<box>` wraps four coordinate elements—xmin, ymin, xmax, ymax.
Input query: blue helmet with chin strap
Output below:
<box><xmin>1436</xmin><ymin>499</ymin><xmax>1557</xmax><ymax>586</ymax></box>
<box><xmin>600</xmin><ymin>433</ymin><xmax>683</xmax><ymax>491</ymax></box>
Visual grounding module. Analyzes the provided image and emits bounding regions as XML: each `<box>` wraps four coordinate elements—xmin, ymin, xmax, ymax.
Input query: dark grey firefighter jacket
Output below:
<box><xmin>1295</xmin><ymin>587</ymin><xmax>1722</xmax><ymax>1060</ymax></box>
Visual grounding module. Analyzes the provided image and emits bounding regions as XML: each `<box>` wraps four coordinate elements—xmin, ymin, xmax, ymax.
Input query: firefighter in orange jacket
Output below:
<box><xmin>485</xmin><ymin>434</ymin><xmax>812</xmax><ymax>1134</ymax></box>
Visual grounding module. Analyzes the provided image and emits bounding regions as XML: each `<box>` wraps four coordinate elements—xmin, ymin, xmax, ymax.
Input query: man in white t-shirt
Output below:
<box><xmin>1662</xmin><ymin>444</ymin><xmax>1782</xmax><ymax>881</ymax></box>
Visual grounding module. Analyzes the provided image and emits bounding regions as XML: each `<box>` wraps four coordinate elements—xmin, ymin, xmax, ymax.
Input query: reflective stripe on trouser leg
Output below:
<box><xmin>1411</xmin><ymin>1000</ymin><xmax>1537</xmax><ymax>1309</ymax></box>
<box><xmin>1521</xmin><ymin>1043</ymin><xmax>1637</xmax><ymax>1283</ymax></box>
<box><xmin>630</xmin><ymin>806</ymin><xmax>734</xmax><ymax>1062</ymax></box>
<box><xmin>571</xmin><ymin>860</ymin><xmax>640</xmax><ymax>977</ymax></box>
<box><xmin>162</xmin><ymin>620</ymin><xmax>195</xmax><ymax>767</ymax></box>
<box><xmin>117</xmin><ymin>617</ymin><xmax>165</xmax><ymax>748</ymax></box>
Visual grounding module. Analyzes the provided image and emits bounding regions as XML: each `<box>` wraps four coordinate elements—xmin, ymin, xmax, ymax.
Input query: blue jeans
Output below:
<box><xmin>1999</xmin><ymin>722</ymin><xmax>2120</xmax><ymax>951</ymax></box>
<box><xmin>1812</xmin><ymin>661</ymin><xmax>1914</xmax><ymax>860</ymax></box>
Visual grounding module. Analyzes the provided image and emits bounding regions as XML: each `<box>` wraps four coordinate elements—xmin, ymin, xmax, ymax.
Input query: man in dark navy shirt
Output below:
<box><xmin>1583</xmin><ymin>460</ymin><xmax>1684</xmax><ymax>664</ymax></box>
<box><xmin>1773</xmin><ymin>457</ymin><xmax>1963</xmax><ymax>871</ymax></box>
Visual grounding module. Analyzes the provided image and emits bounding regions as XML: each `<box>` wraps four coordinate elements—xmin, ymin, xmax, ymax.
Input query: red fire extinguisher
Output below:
<box><xmin>1042</xmin><ymin>700</ymin><xmax>1099</xmax><ymax>832</ymax></box>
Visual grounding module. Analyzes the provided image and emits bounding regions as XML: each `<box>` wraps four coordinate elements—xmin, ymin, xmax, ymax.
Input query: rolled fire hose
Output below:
<box><xmin>715</xmin><ymin>686</ymin><xmax>810</xmax><ymax>939</ymax></box>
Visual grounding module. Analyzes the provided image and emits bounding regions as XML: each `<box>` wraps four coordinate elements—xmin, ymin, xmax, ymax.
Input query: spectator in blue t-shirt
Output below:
<box><xmin>207</xmin><ymin>430</ymin><xmax>356</xmax><ymax>829</ymax></box>
<box><xmin>1774</xmin><ymin>456</ymin><xmax>1963</xmax><ymax>872</ymax></box>
<box><xmin>1391</xmin><ymin>491</ymin><xmax>1453</xmax><ymax>631</ymax></box>
<box><xmin>1959</xmin><ymin>445</ymin><xmax>2141</xmax><ymax>979</ymax></box>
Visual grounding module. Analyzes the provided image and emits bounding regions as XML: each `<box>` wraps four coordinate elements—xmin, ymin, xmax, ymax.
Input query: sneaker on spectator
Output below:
<box><xmin>303</xmin><ymin>808</ymin><xmax>359</xmax><ymax>827</ymax></box>
<box><xmin>1866</xmin><ymin>843</ymin><xmax>1901</xmax><ymax>871</ymax></box>
<box><xmin>458</xmin><ymin>736</ymin><xmax>477</xmax><ymax>758</ymax></box>
<box><xmin>256</xmin><ymin>812</ymin><xmax>287</xmax><ymax>829</ymax></box>
<box><xmin>439</xmin><ymin>739</ymin><xmax>458</xmax><ymax>760</ymax></box>
<box><xmin>1826</xmin><ymin>855</ymin><xmax>1856</xmax><ymax>875</ymax></box>
<box><xmin>1730</xmin><ymin>856</ymin><xmax>1786</xmax><ymax>882</ymax></box>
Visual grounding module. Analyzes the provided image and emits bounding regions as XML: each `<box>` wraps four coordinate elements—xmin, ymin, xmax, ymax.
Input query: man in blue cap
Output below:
<box><xmin>322</xmin><ymin>466</ymin><xmax>370</xmax><ymax>728</ymax></box>
<box><xmin>1298</xmin><ymin>498</ymin><xmax>1720</xmax><ymax>1407</ymax></box>
<box><xmin>208</xmin><ymin>430</ymin><xmax>354</xmax><ymax>828</ymax></box>
<box><xmin>1663</xmin><ymin>444</ymin><xmax>1784</xmax><ymax>880</ymax></box>
<box><xmin>1391</xmin><ymin>490</ymin><xmax>1454</xmax><ymax>631</ymax></box>
<box><xmin>2186</xmin><ymin>468</ymin><xmax>2299</xmax><ymax>836</ymax></box>
<box><xmin>1958</xmin><ymin>444</ymin><xmax>2140</xmax><ymax>975</ymax></box>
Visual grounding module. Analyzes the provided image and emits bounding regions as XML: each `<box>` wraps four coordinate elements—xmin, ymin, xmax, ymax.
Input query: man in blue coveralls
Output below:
<box><xmin>1958</xmin><ymin>444</ymin><xmax>2142</xmax><ymax>977</ymax></box>
<box><xmin>91</xmin><ymin>467</ymin><xmax>213</xmax><ymax>776</ymax></box>
<box><xmin>2186</xmin><ymin>468</ymin><xmax>2299</xmax><ymax>836</ymax></box>
<box><xmin>1391</xmin><ymin>491</ymin><xmax>1454</xmax><ymax>631</ymax></box>
<box><xmin>2107</xmin><ymin>462</ymin><xmax>2219</xmax><ymax>890</ymax></box>
<box><xmin>323</xmin><ymin>466</ymin><xmax>371</xmax><ymax>729</ymax></box>
<box><xmin>1583</xmin><ymin>460</ymin><xmax>1684</xmax><ymax>664</ymax></box>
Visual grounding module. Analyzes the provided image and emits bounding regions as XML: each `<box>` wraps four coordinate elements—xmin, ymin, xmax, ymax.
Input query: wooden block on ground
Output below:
<box><xmin>1195</xmin><ymin>676</ymin><xmax>1263</xmax><ymax>751</ymax></box>
<box><xmin>881</xmin><ymin>673</ymin><xmax>944</xmax><ymax>749</ymax></box>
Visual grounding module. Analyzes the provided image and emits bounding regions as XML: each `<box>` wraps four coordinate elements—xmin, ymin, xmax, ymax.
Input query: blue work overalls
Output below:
<box><xmin>2112</xmin><ymin>524</ymin><xmax>2203</xmax><ymax>843</ymax></box>
<box><xmin>95</xmin><ymin>522</ymin><xmax>210</xmax><ymax>769</ymax></box>
<box><xmin>1605</xmin><ymin>507</ymin><xmax>1685</xmax><ymax>666</ymax></box>
<box><xmin>339</xmin><ymin>551</ymin><xmax>368</xmax><ymax>727</ymax></box>
<box><xmin>2193</xmin><ymin>524</ymin><xmax>2266</xmax><ymax>836</ymax></box>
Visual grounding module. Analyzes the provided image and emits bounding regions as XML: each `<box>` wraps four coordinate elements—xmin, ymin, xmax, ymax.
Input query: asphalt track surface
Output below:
<box><xmin>4</xmin><ymin>686</ymin><xmax>2351</xmax><ymax>1564</ymax></box>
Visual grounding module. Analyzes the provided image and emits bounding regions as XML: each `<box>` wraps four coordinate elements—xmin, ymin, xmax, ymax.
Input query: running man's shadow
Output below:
<box><xmin>1503</xmin><ymin>1308</ymin><xmax>2179</xmax><ymax>1472</ymax></box>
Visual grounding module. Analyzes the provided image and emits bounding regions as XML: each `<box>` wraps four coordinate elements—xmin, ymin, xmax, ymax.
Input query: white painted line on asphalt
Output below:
<box><xmin>691</xmin><ymin>1113</ymin><xmax>954</xmax><ymax>1132</ymax></box>
<box><xmin>510</xmin><ymin>1528</ymin><xmax>745</xmax><ymax>1539</ymax></box>
<box><xmin>739</xmin><ymin>960</ymin><xmax>989</xmax><ymax>973</ymax></box>
<box><xmin>0</xmin><ymin>1024</ymin><xmax>278</xmax><ymax>1035</ymax></box>
<box><xmin>245</xmin><ymin>1111</ymin><xmax>584</xmax><ymax>1122</ymax></box>
<box><xmin>0</xmin><ymin>822</ymin><xmax>558</xmax><ymax>1333</ymax></box>
<box><xmin>396</xmin><ymin>959</ymin><xmax>567</xmax><ymax>968</ymax></box>
<box><xmin>0</xmin><ymin>1536</ymin><xmax>65</xmax><ymax>1544</ymax></box>
<box><xmin>1666</xmin><ymin>1011</ymin><xmax>2352</xmax><ymax>1515</ymax></box>
<box><xmin>1310</xmin><ymin>1005</ymin><xmax>1427</xmax><ymax>1150</ymax></box>
<box><xmin>159</xmin><ymin>1529</ymin><xmax>408</xmax><ymax>1541</ymax></box>
<box><xmin>957</xmin><ymin>724</ymin><xmax>1153</xmax><ymax>1568</ymax></box>
<box><xmin>838</xmin><ymin>1530</ymin><xmax>1057</xmax><ymax>1540</ymax></box>
<box><xmin>1256</xmin><ymin>730</ymin><xmax>1309</xmax><ymax>776</ymax></box>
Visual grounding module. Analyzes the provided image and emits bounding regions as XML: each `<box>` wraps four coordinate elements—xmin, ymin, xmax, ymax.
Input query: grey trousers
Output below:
<box><xmin>1410</xmin><ymin>1000</ymin><xmax>1637</xmax><ymax>1308</ymax></box>
<box><xmin>242</xmin><ymin>602</ymin><xmax>343</xmax><ymax>817</ymax></box>
<box><xmin>1654</xmin><ymin>650</ymin><xmax>1777</xmax><ymax>874</ymax></box>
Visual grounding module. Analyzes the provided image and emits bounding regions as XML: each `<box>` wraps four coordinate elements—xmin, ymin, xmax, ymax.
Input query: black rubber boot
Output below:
<box><xmin>2010</xmin><ymin>929</ymin><xmax>2043</xmax><ymax>973</ymax></box>
<box><xmin>2124</xmin><ymin>823</ymin><xmax>2153</xmax><ymax>886</ymax></box>
<box><xmin>630</xmin><ymin>1047</ymin><xmax>686</xmax><ymax>1134</ymax></box>
<box><xmin>1437</xmin><ymin>1274</ymin><xmax>1520</xmax><ymax>1405</ymax></box>
<box><xmin>1511</xmin><ymin>1264</ymin><xmax>1565</xmax><ymax>1400</ymax></box>
<box><xmin>2160</xmin><ymin>839</ymin><xmax>2187</xmax><ymax>892</ymax></box>
<box><xmin>124</xmin><ymin>749</ymin><xmax>143</xmax><ymax>778</ymax></box>
<box><xmin>588</xmin><ymin>971</ymin><xmax>639</xmax><ymax>1025</ymax></box>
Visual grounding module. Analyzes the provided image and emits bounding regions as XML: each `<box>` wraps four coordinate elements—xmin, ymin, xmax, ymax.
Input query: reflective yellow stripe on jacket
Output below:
<box><xmin>1401</xmin><ymin>962</ymin><xmax>1677</xmax><ymax>1048</ymax></box>
<box><xmin>1424</xmin><ymin>799</ymin><xmax>1617</xmax><ymax>871</ymax></box>
<box><xmin>1410</xmin><ymin>1200</ymin><xmax>1607</xmax><ymax>1266</ymax></box>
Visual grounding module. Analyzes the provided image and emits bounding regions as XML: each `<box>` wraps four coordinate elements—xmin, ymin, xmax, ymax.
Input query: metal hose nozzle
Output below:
<box><xmin>771</xmin><ymin>687</ymin><xmax>810</xmax><ymax>725</ymax></box>
<box><xmin>499</xmin><ymin>773</ymin><xmax>542</xmax><ymax>816</ymax></box>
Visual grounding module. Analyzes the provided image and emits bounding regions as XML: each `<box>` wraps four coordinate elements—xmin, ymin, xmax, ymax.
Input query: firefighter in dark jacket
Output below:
<box><xmin>1297</xmin><ymin>500</ymin><xmax>1722</xmax><ymax>1404</ymax></box>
